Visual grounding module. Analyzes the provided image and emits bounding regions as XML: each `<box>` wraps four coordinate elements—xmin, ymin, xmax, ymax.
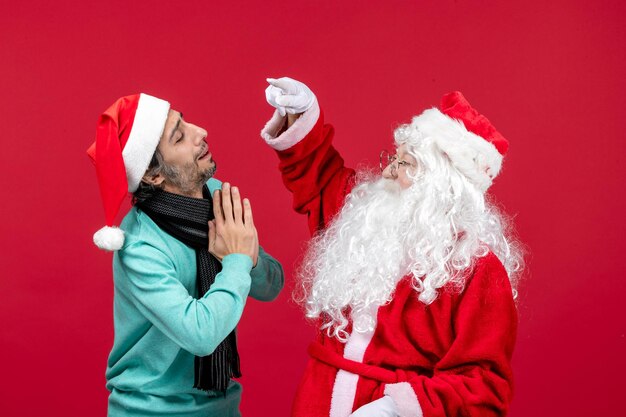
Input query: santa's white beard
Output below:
<box><xmin>298</xmin><ymin>132</ymin><xmax>525</xmax><ymax>342</ymax></box>
<box><xmin>299</xmin><ymin>167</ymin><xmax>522</xmax><ymax>342</ymax></box>
<box><xmin>298</xmin><ymin>176</ymin><xmax>419</xmax><ymax>340</ymax></box>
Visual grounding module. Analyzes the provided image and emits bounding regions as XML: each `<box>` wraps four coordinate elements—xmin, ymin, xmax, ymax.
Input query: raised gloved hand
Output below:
<box><xmin>349</xmin><ymin>396</ymin><xmax>399</xmax><ymax>417</ymax></box>
<box><xmin>265</xmin><ymin>77</ymin><xmax>316</xmax><ymax>117</ymax></box>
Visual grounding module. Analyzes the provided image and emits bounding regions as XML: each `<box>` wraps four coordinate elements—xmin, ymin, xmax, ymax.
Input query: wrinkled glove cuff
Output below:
<box><xmin>260</xmin><ymin>98</ymin><xmax>320</xmax><ymax>151</ymax></box>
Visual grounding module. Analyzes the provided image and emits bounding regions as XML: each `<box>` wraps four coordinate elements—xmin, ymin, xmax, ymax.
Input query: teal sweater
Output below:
<box><xmin>106</xmin><ymin>179</ymin><xmax>284</xmax><ymax>417</ymax></box>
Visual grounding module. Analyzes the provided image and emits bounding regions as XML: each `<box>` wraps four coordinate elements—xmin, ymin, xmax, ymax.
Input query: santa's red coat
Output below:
<box><xmin>261</xmin><ymin>101</ymin><xmax>517</xmax><ymax>417</ymax></box>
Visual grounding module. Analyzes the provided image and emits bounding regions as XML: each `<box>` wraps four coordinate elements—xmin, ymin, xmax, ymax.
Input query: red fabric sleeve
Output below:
<box><xmin>385</xmin><ymin>254</ymin><xmax>518</xmax><ymax>417</ymax></box>
<box><xmin>275</xmin><ymin>109</ymin><xmax>356</xmax><ymax>235</ymax></box>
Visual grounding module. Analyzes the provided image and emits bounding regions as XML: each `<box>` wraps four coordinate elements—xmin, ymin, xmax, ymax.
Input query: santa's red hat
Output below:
<box><xmin>412</xmin><ymin>91</ymin><xmax>508</xmax><ymax>192</ymax></box>
<box><xmin>86</xmin><ymin>93</ymin><xmax>170</xmax><ymax>251</ymax></box>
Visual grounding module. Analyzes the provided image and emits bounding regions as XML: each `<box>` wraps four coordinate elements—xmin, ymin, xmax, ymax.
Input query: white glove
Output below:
<box><xmin>349</xmin><ymin>396</ymin><xmax>399</xmax><ymax>417</ymax></box>
<box><xmin>265</xmin><ymin>77</ymin><xmax>316</xmax><ymax>117</ymax></box>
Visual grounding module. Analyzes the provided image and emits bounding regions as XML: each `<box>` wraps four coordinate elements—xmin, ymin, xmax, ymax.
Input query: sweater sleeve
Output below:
<box><xmin>261</xmin><ymin>99</ymin><xmax>356</xmax><ymax>235</ymax></box>
<box><xmin>248</xmin><ymin>245</ymin><xmax>285</xmax><ymax>301</ymax></box>
<box><xmin>384</xmin><ymin>255</ymin><xmax>518</xmax><ymax>417</ymax></box>
<box><xmin>117</xmin><ymin>242</ymin><xmax>252</xmax><ymax>357</ymax></box>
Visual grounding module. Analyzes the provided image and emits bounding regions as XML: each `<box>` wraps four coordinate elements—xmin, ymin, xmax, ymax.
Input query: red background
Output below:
<box><xmin>1</xmin><ymin>1</ymin><xmax>624</xmax><ymax>416</ymax></box>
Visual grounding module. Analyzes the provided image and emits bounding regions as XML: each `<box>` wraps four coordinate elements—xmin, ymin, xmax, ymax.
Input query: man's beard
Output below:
<box><xmin>162</xmin><ymin>159</ymin><xmax>216</xmax><ymax>197</ymax></box>
<box><xmin>297</xmin><ymin>176</ymin><xmax>419</xmax><ymax>340</ymax></box>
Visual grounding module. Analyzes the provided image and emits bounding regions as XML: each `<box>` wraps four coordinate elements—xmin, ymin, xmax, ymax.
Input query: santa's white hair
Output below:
<box><xmin>297</xmin><ymin>120</ymin><xmax>524</xmax><ymax>342</ymax></box>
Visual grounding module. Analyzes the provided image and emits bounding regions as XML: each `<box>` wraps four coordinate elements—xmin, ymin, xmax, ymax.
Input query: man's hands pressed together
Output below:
<box><xmin>208</xmin><ymin>183</ymin><xmax>259</xmax><ymax>267</ymax></box>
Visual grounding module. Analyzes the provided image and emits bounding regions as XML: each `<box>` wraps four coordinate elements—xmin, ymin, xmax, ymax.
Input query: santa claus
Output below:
<box><xmin>261</xmin><ymin>77</ymin><xmax>524</xmax><ymax>417</ymax></box>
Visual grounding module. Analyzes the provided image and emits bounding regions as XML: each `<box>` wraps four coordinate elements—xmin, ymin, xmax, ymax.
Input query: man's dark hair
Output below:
<box><xmin>132</xmin><ymin>149</ymin><xmax>168</xmax><ymax>204</ymax></box>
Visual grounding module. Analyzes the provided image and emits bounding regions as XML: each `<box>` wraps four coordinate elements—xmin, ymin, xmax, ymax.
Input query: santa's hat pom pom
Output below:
<box><xmin>93</xmin><ymin>226</ymin><xmax>125</xmax><ymax>251</ymax></box>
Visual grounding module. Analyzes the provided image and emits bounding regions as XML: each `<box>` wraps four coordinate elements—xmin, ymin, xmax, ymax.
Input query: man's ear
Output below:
<box><xmin>142</xmin><ymin>172</ymin><xmax>165</xmax><ymax>187</ymax></box>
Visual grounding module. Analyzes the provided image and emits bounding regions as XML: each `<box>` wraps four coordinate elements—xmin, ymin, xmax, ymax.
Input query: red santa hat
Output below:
<box><xmin>86</xmin><ymin>93</ymin><xmax>170</xmax><ymax>251</ymax></box>
<box><xmin>412</xmin><ymin>91</ymin><xmax>508</xmax><ymax>192</ymax></box>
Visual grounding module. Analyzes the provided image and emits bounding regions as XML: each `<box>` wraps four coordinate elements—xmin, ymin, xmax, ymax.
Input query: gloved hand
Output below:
<box><xmin>349</xmin><ymin>396</ymin><xmax>399</xmax><ymax>417</ymax></box>
<box><xmin>265</xmin><ymin>77</ymin><xmax>316</xmax><ymax>117</ymax></box>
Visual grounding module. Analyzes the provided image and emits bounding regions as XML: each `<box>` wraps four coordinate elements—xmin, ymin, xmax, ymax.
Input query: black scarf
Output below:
<box><xmin>136</xmin><ymin>185</ymin><xmax>241</xmax><ymax>392</ymax></box>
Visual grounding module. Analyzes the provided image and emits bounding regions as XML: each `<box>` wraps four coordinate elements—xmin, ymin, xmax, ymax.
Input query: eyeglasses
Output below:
<box><xmin>380</xmin><ymin>149</ymin><xmax>396</xmax><ymax>173</ymax></box>
<box><xmin>380</xmin><ymin>149</ymin><xmax>415</xmax><ymax>175</ymax></box>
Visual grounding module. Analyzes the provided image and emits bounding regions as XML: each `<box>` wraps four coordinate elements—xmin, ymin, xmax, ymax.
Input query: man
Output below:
<box><xmin>261</xmin><ymin>78</ymin><xmax>524</xmax><ymax>417</ymax></box>
<box><xmin>87</xmin><ymin>93</ymin><xmax>284</xmax><ymax>417</ymax></box>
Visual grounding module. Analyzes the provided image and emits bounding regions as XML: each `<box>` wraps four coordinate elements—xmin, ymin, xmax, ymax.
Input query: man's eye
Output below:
<box><xmin>176</xmin><ymin>134</ymin><xmax>184</xmax><ymax>143</ymax></box>
<box><xmin>398</xmin><ymin>161</ymin><xmax>409</xmax><ymax>166</ymax></box>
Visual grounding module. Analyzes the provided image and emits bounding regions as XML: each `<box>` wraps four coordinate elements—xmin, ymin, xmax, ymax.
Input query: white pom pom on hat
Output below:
<box><xmin>411</xmin><ymin>91</ymin><xmax>509</xmax><ymax>192</ymax></box>
<box><xmin>86</xmin><ymin>93</ymin><xmax>170</xmax><ymax>251</ymax></box>
<box><xmin>93</xmin><ymin>226</ymin><xmax>125</xmax><ymax>251</ymax></box>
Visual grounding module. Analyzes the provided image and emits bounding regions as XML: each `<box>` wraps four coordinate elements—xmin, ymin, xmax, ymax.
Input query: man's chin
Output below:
<box><xmin>201</xmin><ymin>164</ymin><xmax>217</xmax><ymax>183</ymax></box>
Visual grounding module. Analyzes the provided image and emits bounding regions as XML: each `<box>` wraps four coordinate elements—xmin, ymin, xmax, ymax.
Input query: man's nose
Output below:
<box><xmin>192</xmin><ymin>125</ymin><xmax>208</xmax><ymax>145</ymax></box>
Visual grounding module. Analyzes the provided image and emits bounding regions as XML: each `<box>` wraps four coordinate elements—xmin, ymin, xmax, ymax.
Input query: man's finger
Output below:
<box><xmin>213</xmin><ymin>190</ymin><xmax>224</xmax><ymax>225</ymax></box>
<box><xmin>252</xmin><ymin>226</ymin><xmax>259</xmax><ymax>267</ymax></box>
<box><xmin>243</xmin><ymin>198</ymin><xmax>254</xmax><ymax>228</ymax></box>
<box><xmin>231</xmin><ymin>186</ymin><xmax>243</xmax><ymax>225</ymax></box>
<box><xmin>221</xmin><ymin>183</ymin><xmax>234</xmax><ymax>223</ymax></box>
<box><xmin>208</xmin><ymin>220</ymin><xmax>216</xmax><ymax>248</ymax></box>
